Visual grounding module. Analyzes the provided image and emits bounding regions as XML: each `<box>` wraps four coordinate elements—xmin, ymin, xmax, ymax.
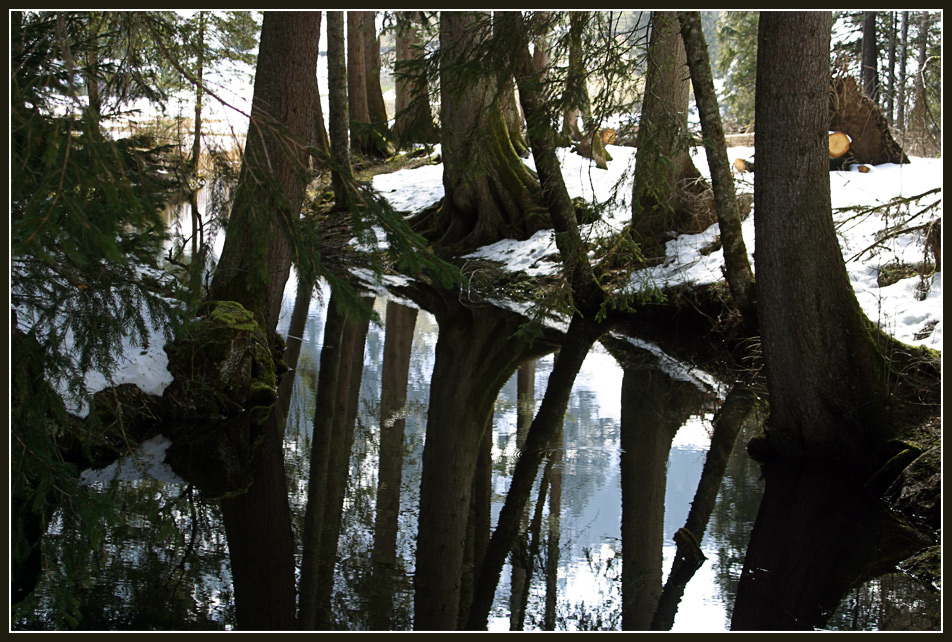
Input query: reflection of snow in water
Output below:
<box><xmin>80</xmin><ymin>434</ymin><xmax>185</xmax><ymax>485</ymax></box>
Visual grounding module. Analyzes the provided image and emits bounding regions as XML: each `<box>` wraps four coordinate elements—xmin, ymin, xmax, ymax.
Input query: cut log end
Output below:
<box><xmin>829</xmin><ymin>131</ymin><xmax>851</xmax><ymax>159</ymax></box>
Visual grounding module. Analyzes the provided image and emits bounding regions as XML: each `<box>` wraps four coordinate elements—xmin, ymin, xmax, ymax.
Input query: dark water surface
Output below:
<box><xmin>14</xmin><ymin>274</ymin><xmax>940</xmax><ymax>631</ymax></box>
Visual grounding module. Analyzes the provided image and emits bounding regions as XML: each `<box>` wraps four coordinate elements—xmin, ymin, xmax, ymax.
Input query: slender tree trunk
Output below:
<box><xmin>189</xmin><ymin>12</ymin><xmax>206</xmax><ymax>261</ymax></box>
<box><xmin>542</xmin><ymin>444</ymin><xmax>562</xmax><ymax>631</ymax></box>
<box><xmin>209</xmin><ymin>11</ymin><xmax>320</xmax><ymax>334</ymax></box>
<box><xmin>312</xmin><ymin>11</ymin><xmax>330</xmax><ymax>158</ymax></box>
<box><xmin>509</xmin><ymin>359</ymin><xmax>535</xmax><ymax>630</ymax></box>
<box><xmin>755</xmin><ymin>11</ymin><xmax>889</xmax><ymax>465</ymax></box>
<box><xmin>885</xmin><ymin>11</ymin><xmax>896</xmax><ymax>124</ymax></box>
<box><xmin>347</xmin><ymin>11</ymin><xmax>371</xmax><ymax>155</ymax></box>
<box><xmin>678</xmin><ymin>11</ymin><xmax>755</xmax><ymax>323</ymax></box>
<box><xmin>861</xmin><ymin>11</ymin><xmax>879</xmax><ymax>102</ymax></box>
<box><xmin>276</xmin><ymin>277</ymin><xmax>314</xmax><ymax>422</ymax></box>
<box><xmin>370</xmin><ymin>301</ymin><xmax>418</xmax><ymax>630</ymax></box>
<box><xmin>896</xmin><ymin>11</ymin><xmax>909</xmax><ymax>134</ymax></box>
<box><xmin>326</xmin><ymin>12</ymin><xmax>351</xmax><ymax>210</ymax></box>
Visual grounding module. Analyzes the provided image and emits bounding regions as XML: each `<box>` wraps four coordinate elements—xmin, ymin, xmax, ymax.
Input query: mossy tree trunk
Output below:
<box><xmin>434</xmin><ymin>11</ymin><xmax>548</xmax><ymax>253</ymax></box>
<box><xmin>629</xmin><ymin>11</ymin><xmax>703</xmax><ymax>257</ymax></box>
<box><xmin>209</xmin><ymin>11</ymin><xmax>320</xmax><ymax>335</ymax></box>
<box><xmin>754</xmin><ymin>12</ymin><xmax>890</xmax><ymax>466</ymax></box>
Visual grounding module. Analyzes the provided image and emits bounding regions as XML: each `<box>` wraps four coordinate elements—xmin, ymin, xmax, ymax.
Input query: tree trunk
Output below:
<box><xmin>370</xmin><ymin>301</ymin><xmax>418</xmax><ymax>630</ymax></box>
<box><xmin>363</xmin><ymin>12</ymin><xmax>389</xmax><ymax>128</ymax></box>
<box><xmin>678</xmin><ymin>10</ymin><xmax>756</xmax><ymax>323</ymax></box>
<box><xmin>861</xmin><ymin>11</ymin><xmax>879</xmax><ymax>102</ymax></box>
<box><xmin>896</xmin><ymin>11</ymin><xmax>908</xmax><ymax>134</ymax></box>
<box><xmin>312</xmin><ymin>11</ymin><xmax>330</xmax><ymax>158</ymax></box>
<box><xmin>630</xmin><ymin>11</ymin><xmax>704</xmax><ymax>257</ymax></box>
<box><xmin>189</xmin><ymin>12</ymin><xmax>206</xmax><ymax>261</ymax></box>
<box><xmin>562</xmin><ymin>12</ymin><xmax>610</xmax><ymax>169</ymax></box>
<box><xmin>394</xmin><ymin>12</ymin><xmax>438</xmax><ymax>146</ymax></box>
<box><xmin>458</xmin><ymin>422</ymin><xmax>493</xmax><ymax>629</ymax></box>
<box><xmin>829</xmin><ymin>76</ymin><xmax>909</xmax><ymax>165</ymax></box>
<box><xmin>347</xmin><ymin>12</ymin><xmax>371</xmax><ymax>155</ymax></box>
<box><xmin>434</xmin><ymin>11</ymin><xmax>548</xmax><ymax>253</ymax></box>
<box><xmin>755</xmin><ymin>11</ymin><xmax>889</xmax><ymax>466</ymax></box>
<box><xmin>885</xmin><ymin>12</ymin><xmax>896</xmax><ymax>124</ymax></box>
<box><xmin>542</xmin><ymin>445</ymin><xmax>562</xmax><ymax>631</ymax></box>
<box><xmin>326</xmin><ymin>11</ymin><xmax>351</xmax><ymax>210</ymax></box>
<box><xmin>209</xmin><ymin>11</ymin><xmax>320</xmax><ymax>334</ymax></box>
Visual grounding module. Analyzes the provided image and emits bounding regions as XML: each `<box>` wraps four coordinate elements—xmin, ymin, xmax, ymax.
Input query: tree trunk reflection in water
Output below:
<box><xmin>314</xmin><ymin>295</ymin><xmax>373</xmax><ymax>628</ymax></box>
<box><xmin>509</xmin><ymin>360</ymin><xmax>536</xmax><ymax>629</ymax></box>
<box><xmin>412</xmin><ymin>289</ymin><xmax>555</xmax><ymax>631</ymax></box>
<box><xmin>459</xmin><ymin>420</ymin><xmax>493</xmax><ymax>629</ymax></box>
<box><xmin>619</xmin><ymin>362</ymin><xmax>710</xmax><ymax>631</ymax></box>
<box><xmin>466</xmin><ymin>314</ymin><xmax>602</xmax><ymax>630</ymax></box>
<box><xmin>370</xmin><ymin>301</ymin><xmax>418</xmax><ymax>630</ymax></box>
<box><xmin>218</xmin><ymin>413</ymin><xmax>298</xmax><ymax>630</ymax></box>
<box><xmin>730</xmin><ymin>461</ymin><xmax>931</xmax><ymax>631</ymax></box>
<box><xmin>543</xmin><ymin>443</ymin><xmax>562</xmax><ymax>631</ymax></box>
<box><xmin>651</xmin><ymin>384</ymin><xmax>761</xmax><ymax>630</ymax></box>
<box><xmin>299</xmin><ymin>291</ymin><xmax>373</xmax><ymax>629</ymax></box>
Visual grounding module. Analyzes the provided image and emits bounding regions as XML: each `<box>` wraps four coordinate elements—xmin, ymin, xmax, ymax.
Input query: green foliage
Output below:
<box><xmin>714</xmin><ymin>11</ymin><xmax>758</xmax><ymax>129</ymax></box>
<box><xmin>11</xmin><ymin>10</ymin><xmax>193</xmax><ymax>614</ymax></box>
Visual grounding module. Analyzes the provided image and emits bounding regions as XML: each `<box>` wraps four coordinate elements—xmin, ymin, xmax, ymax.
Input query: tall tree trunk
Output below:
<box><xmin>678</xmin><ymin>11</ymin><xmax>756</xmax><ymax>323</ymax></box>
<box><xmin>433</xmin><ymin>11</ymin><xmax>548</xmax><ymax>253</ymax></box>
<box><xmin>508</xmin><ymin>359</ymin><xmax>535</xmax><ymax>629</ymax></box>
<box><xmin>347</xmin><ymin>11</ymin><xmax>371</xmax><ymax>155</ymax></box>
<box><xmin>393</xmin><ymin>11</ymin><xmax>438</xmax><ymax>146</ymax></box>
<box><xmin>885</xmin><ymin>11</ymin><xmax>896</xmax><ymax>124</ymax></box>
<box><xmin>861</xmin><ymin>11</ymin><xmax>879</xmax><ymax>102</ymax></box>
<box><xmin>209</xmin><ymin>11</ymin><xmax>320</xmax><ymax>334</ymax></box>
<box><xmin>326</xmin><ymin>11</ymin><xmax>351</xmax><ymax>210</ymax></box>
<box><xmin>363</xmin><ymin>12</ymin><xmax>389</xmax><ymax>127</ymax></box>
<box><xmin>312</xmin><ymin>11</ymin><xmax>330</xmax><ymax>158</ymax></box>
<box><xmin>755</xmin><ymin>11</ymin><xmax>889</xmax><ymax>465</ymax></box>
<box><xmin>189</xmin><ymin>12</ymin><xmax>206</xmax><ymax>261</ymax></box>
<box><xmin>896</xmin><ymin>11</ymin><xmax>909</xmax><ymax>134</ymax></box>
<box><xmin>370</xmin><ymin>301</ymin><xmax>418</xmax><ymax>630</ymax></box>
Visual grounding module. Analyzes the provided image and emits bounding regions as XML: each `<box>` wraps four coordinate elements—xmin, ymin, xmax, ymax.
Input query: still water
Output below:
<box><xmin>14</xmin><ymin>269</ymin><xmax>938</xmax><ymax>631</ymax></box>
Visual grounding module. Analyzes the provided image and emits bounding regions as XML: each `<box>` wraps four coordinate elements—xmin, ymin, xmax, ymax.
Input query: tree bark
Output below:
<box><xmin>209</xmin><ymin>11</ymin><xmax>320</xmax><ymax>334</ymax></box>
<box><xmin>861</xmin><ymin>11</ymin><xmax>879</xmax><ymax>102</ymax></box>
<box><xmin>755</xmin><ymin>11</ymin><xmax>889</xmax><ymax>465</ymax></box>
<box><xmin>347</xmin><ymin>12</ymin><xmax>371</xmax><ymax>156</ymax></box>
<box><xmin>326</xmin><ymin>11</ymin><xmax>351</xmax><ymax>210</ymax></box>
<box><xmin>311</xmin><ymin>11</ymin><xmax>330</xmax><ymax>158</ymax></box>
<box><xmin>394</xmin><ymin>12</ymin><xmax>438</xmax><ymax>146</ymax></box>
<box><xmin>629</xmin><ymin>11</ymin><xmax>704</xmax><ymax>256</ymax></box>
<box><xmin>434</xmin><ymin>11</ymin><xmax>548</xmax><ymax>253</ymax></box>
<box><xmin>896</xmin><ymin>11</ymin><xmax>908</xmax><ymax>134</ymax></box>
<box><xmin>678</xmin><ymin>10</ymin><xmax>756</xmax><ymax>323</ymax></box>
<box><xmin>363</xmin><ymin>11</ymin><xmax>389</xmax><ymax>128</ymax></box>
